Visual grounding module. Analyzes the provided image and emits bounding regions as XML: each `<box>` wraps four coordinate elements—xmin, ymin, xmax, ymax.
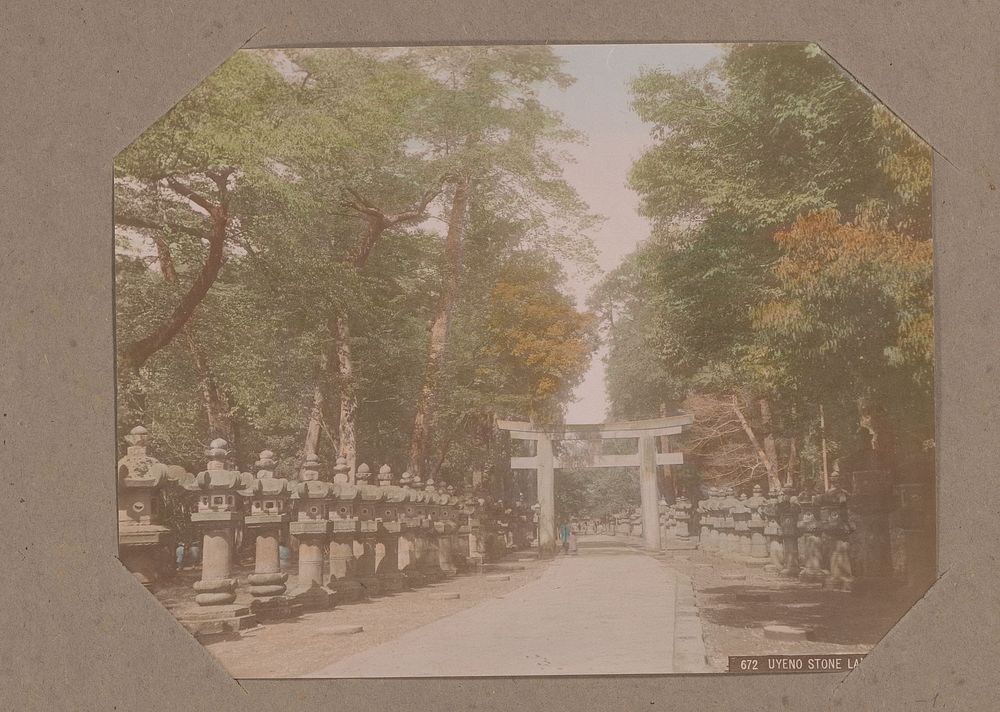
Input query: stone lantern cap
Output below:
<box><xmin>354</xmin><ymin>462</ymin><xmax>385</xmax><ymax>502</ymax></box>
<box><xmin>117</xmin><ymin>425</ymin><xmax>169</xmax><ymax>487</ymax></box>
<box><xmin>299</xmin><ymin>453</ymin><xmax>325</xmax><ymax>482</ymax></box>
<box><xmin>241</xmin><ymin>451</ymin><xmax>293</xmax><ymax>524</ymax></box>
<box><xmin>186</xmin><ymin>467</ymin><xmax>242</xmax><ymax>493</ymax></box>
<box><xmin>334</xmin><ymin>481</ymin><xmax>360</xmax><ymax>502</ymax></box>
<box><xmin>332</xmin><ymin>456</ymin><xmax>351</xmax><ymax>484</ymax></box>
<box><xmin>291</xmin><ymin>480</ymin><xmax>336</xmax><ymax>500</ymax></box>
<box><xmin>377</xmin><ymin>464</ymin><xmax>394</xmax><ymax>487</ymax></box>
<box><xmin>385</xmin><ymin>486</ymin><xmax>408</xmax><ymax>504</ymax></box>
<box><xmin>179</xmin><ymin>439</ymin><xmax>246</xmax><ymax>520</ymax></box>
<box><xmin>290</xmin><ymin>479</ymin><xmax>334</xmax><ymax>532</ymax></box>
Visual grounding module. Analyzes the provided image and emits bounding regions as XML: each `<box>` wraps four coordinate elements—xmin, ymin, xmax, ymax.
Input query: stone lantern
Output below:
<box><xmin>288</xmin><ymin>454</ymin><xmax>334</xmax><ymax>610</ymax></box>
<box><xmin>733</xmin><ymin>492</ymin><xmax>752</xmax><ymax>559</ymax></box>
<box><xmin>818</xmin><ymin>474</ymin><xmax>854</xmax><ymax>591</ymax></box>
<box><xmin>352</xmin><ymin>462</ymin><xmax>385</xmax><ymax>596</ymax></box>
<box><xmin>746</xmin><ymin>484</ymin><xmax>769</xmax><ymax>565</ymax></box>
<box><xmin>891</xmin><ymin>479</ymin><xmax>935</xmax><ymax>595</ymax></box>
<box><xmin>327</xmin><ymin>457</ymin><xmax>364</xmax><ymax>602</ymax></box>
<box><xmin>719</xmin><ymin>488</ymin><xmax>738</xmax><ymax>558</ymax></box>
<box><xmin>175</xmin><ymin>438</ymin><xmax>257</xmax><ymax>636</ymax></box>
<box><xmin>405</xmin><ymin>474</ymin><xmax>430</xmax><ymax>578</ymax></box>
<box><xmin>440</xmin><ymin>485</ymin><xmax>462</xmax><ymax>576</ymax></box>
<box><xmin>464</xmin><ymin>493</ymin><xmax>487</xmax><ymax>570</ymax></box>
<box><xmin>658</xmin><ymin>498</ymin><xmax>671</xmax><ymax>545</ymax></box>
<box><xmin>430</xmin><ymin>482</ymin><xmax>458</xmax><ymax>576</ymax></box>
<box><xmin>396</xmin><ymin>473</ymin><xmax>423</xmax><ymax>586</ymax></box>
<box><xmin>374</xmin><ymin>464</ymin><xmax>408</xmax><ymax>592</ymax></box>
<box><xmin>762</xmin><ymin>487</ymin><xmax>784</xmax><ymax>574</ymax></box>
<box><xmin>422</xmin><ymin>478</ymin><xmax>448</xmax><ymax>578</ymax></box>
<box><xmin>241</xmin><ymin>449</ymin><xmax>295</xmax><ymax>620</ymax></box>
<box><xmin>777</xmin><ymin>485</ymin><xmax>801</xmax><ymax>577</ymax></box>
<box><xmin>672</xmin><ymin>495</ymin><xmax>693</xmax><ymax>546</ymax></box>
<box><xmin>117</xmin><ymin>426</ymin><xmax>175</xmax><ymax>589</ymax></box>
<box><xmin>797</xmin><ymin>488</ymin><xmax>827</xmax><ymax>583</ymax></box>
<box><xmin>699</xmin><ymin>490</ymin><xmax>717</xmax><ymax>554</ymax></box>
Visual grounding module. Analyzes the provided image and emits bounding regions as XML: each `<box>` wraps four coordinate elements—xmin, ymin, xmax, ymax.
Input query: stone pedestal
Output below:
<box><xmin>733</xmin><ymin>494</ymin><xmax>752</xmax><ymax>559</ymax></box>
<box><xmin>797</xmin><ymin>496</ymin><xmax>827</xmax><ymax>584</ymax></box>
<box><xmin>246</xmin><ymin>514</ymin><xmax>295</xmax><ymax>619</ymax></box>
<box><xmin>289</xmin><ymin>520</ymin><xmax>334</xmax><ymax>610</ymax></box>
<box><xmin>328</xmin><ymin>527</ymin><xmax>366</xmax><ymax>602</ymax></box>
<box><xmin>848</xmin><ymin>470</ymin><xmax>894</xmax><ymax>579</ymax></box>
<box><xmin>176</xmin><ymin>439</ymin><xmax>257</xmax><ymax>635</ymax></box>
<box><xmin>351</xmin><ymin>464</ymin><xmax>385</xmax><ymax>596</ymax></box>
<box><xmin>376</xmin><ymin>525</ymin><xmax>407</xmax><ymax>592</ymax></box>
<box><xmin>243</xmin><ymin>451</ymin><xmax>296</xmax><ymax>620</ymax></box>
<box><xmin>746</xmin><ymin>485</ymin><xmax>769</xmax><ymax>565</ymax></box>
<box><xmin>777</xmin><ymin>487</ymin><xmax>801</xmax><ymax>578</ymax></box>
<box><xmin>891</xmin><ymin>481</ymin><xmax>935</xmax><ymax>599</ymax></box>
<box><xmin>762</xmin><ymin>490</ymin><xmax>784</xmax><ymax>574</ymax></box>
<box><xmin>326</xmin><ymin>460</ymin><xmax>368</xmax><ymax>602</ymax></box>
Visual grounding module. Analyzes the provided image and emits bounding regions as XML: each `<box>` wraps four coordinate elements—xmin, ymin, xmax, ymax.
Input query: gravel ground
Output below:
<box><xmin>650</xmin><ymin>546</ymin><xmax>913</xmax><ymax>672</ymax></box>
<box><xmin>155</xmin><ymin>554</ymin><xmax>547</xmax><ymax>678</ymax></box>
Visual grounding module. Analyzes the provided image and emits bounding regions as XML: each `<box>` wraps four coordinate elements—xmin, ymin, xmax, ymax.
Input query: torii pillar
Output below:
<box><xmin>536</xmin><ymin>435</ymin><xmax>556</xmax><ymax>556</ymax></box>
<box><xmin>639</xmin><ymin>434</ymin><xmax>660</xmax><ymax>551</ymax></box>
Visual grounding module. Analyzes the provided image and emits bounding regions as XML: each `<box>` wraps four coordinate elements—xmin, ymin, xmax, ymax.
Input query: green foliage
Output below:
<box><xmin>114</xmin><ymin>46</ymin><xmax>597</xmax><ymax>485</ymax></box>
<box><xmin>555</xmin><ymin>468</ymin><xmax>640</xmax><ymax>521</ymax></box>
<box><xmin>601</xmin><ymin>43</ymin><xmax>933</xmax><ymax>487</ymax></box>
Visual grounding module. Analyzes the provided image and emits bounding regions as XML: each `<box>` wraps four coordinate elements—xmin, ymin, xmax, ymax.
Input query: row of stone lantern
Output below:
<box><xmin>694</xmin><ymin>481</ymin><xmax>855</xmax><ymax>590</ymax></box>
<box><xmin>116</xmin><ymin>426</ymin><xmax>517</xmax><ymax>637</ymax></box>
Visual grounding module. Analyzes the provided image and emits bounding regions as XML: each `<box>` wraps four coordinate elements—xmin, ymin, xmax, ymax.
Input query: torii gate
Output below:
<box><xmin>497</xmin><ymin>414</ymin><xmax>693</xmax><ymax>555</ymax></box>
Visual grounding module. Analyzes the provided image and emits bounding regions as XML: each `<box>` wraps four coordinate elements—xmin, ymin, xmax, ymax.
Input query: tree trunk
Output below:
<box><xmin>301</xmin><ymin>183</ymin><xmax>444</xmax><ymax>468</ymax></box>
<box><xmin>733</xmin><ymin>396</ymin><xmax>782</xmax><ymax>491</ymax></box>
<box><xmin>409</xmin><ymin>176</ymin><xmax>471</xmax><ymax>478</ymax></box>
<box><xmin>759</xmin><ymin>398</ymin><xmax>781</xmax><ymax>488</ymax></box>
<box><xmin>187</xmin><ymin>332</ymin><xmax>234</xmax><ymax>445</ymax></box>
<box><xmin>785</xmin><ymin>438</ymin><xmax>798</xmax><ymax>490</ymax></box>
<box><xmin>118</xmin><ymin>173</ymin><xmax>231</xmax><ymax>371</ymax></box>
<box><xmin>858</xmin><ymin>395</ymin><xmax>896</xmax><ymax>476</ymax></box>
<box><xmin>146</xmin><ymin>230</ymin><xmax>235</xmax><ymax>447</ymax></box>
<box><xmin>336</xmin><ymin>314</ymin><xmax>358</xmax><ymax>482</ymax></box>
<box><xmin>303</xmin><ymin>379</ymin><xmax>326</xmax><ymax>458</ymax></box>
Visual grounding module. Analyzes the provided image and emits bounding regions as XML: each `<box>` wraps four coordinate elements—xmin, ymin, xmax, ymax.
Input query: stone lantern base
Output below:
<box><xmin>249</xmin><ymin>594</ymin><xmax>300</xmax><ymax>621</ymax></box>
<box><xmin>378</xmin><ymin>572</ymin><xmax>408</xmax><ymax>593</ymax></box>
<box><xmin>174</xmin><ymin>604</ymin><xmax>258</xmax><ymax>638</ymax></box>
<box><xmin>289</xmin><ymin>581</ymin><xmax>334</xmax><ymax>610</ymax></box>
<box><xmin>119</xmin><ymin>526</ymin><xmax>175</xmax><ymax>589</ymax></box>
<box><xmin>401</xmin><ymin>568</ymin><xmax>427</xmax><ymax>588</ymax></box>
<box><xmin>329</xmin><ymin>577</ymin><xmax>368</xmax><ymax>603</ymax></box>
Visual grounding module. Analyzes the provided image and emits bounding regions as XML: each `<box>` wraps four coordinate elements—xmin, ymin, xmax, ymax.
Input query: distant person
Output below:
<box><xmin>174</xmin><ymin>542</ymin><xmax>186</xmax><ymax>570</ymax></box>
<box><xmin>188</xmin><ymin>540</ymin><xmax>201</xmax><ymax>565</ymax></box>
<box><xmin>559</xmin><ymin>522</ymin><xmax>570</xmax><ymax>554</ymax></box>
<box><xmin>279</xmin><ymin>542</ymin><xmax>291</xmax><ymax>571</ymax></box>
<box><xmin>568</xmin><ymin>530</ymin><xmax>578</xmax><ymax>556</ymax></box>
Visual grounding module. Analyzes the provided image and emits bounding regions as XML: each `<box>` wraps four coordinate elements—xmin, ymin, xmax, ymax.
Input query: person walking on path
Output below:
<box><xmin>559</xmin><ymin>522</ymin><xmax>571</xmax><ymax>554</ymax></box>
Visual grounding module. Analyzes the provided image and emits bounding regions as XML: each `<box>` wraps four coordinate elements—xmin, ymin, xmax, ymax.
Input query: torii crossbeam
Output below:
<box><xmin>497</xmin><ymin>414</ymin><xmax>693</xmax><ymax>555</ymax></box>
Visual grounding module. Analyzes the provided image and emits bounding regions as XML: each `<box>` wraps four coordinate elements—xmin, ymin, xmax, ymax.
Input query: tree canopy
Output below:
<box><xmin>115</xmin><ymin>47</ymin><xmax>597</xmax><ymax>490</ymax></box>
<box><xmin>599</xmin><ymin>43</ymin><xmax>933</xmax><ymax>493</ymax></box>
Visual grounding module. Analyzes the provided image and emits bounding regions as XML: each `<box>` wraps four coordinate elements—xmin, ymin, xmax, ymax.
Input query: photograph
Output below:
<box><xmin>114</xmin><ymin>42</ymin><xmax>935</xmax><ymax>677</ymax></box>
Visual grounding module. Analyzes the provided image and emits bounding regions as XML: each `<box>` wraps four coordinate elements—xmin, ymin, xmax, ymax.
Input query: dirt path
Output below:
<box><xmin>306</xmin><ymin>536</ymin><xmax>680</xmax><ymax>677</ymax></box>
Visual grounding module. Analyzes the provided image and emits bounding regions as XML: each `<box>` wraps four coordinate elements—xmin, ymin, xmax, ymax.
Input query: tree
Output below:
<box><xmin>599</xmin><ymin>42</ymin><xmax>932</xmax><ymax>492</ymax></box>
<box><xmin>114</xmin><ymin>47</ymin><xmax>598</xmax><ymax>494</ymax></box>
<box><xmin>115</xmin><ymin>52</ymin><xmax>292</xmax><ymax>372</ymax></box>
<box><xmin>399</xmin><ymin>46</ymin><xmax>599</xmax><ymax>479</ymax></box>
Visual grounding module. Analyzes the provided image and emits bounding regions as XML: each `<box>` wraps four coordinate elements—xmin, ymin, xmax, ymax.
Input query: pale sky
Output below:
<box><xmin>536</xmin><ymin>44</ymin><xmax>724</xmax><ymax>423</ymax></box>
